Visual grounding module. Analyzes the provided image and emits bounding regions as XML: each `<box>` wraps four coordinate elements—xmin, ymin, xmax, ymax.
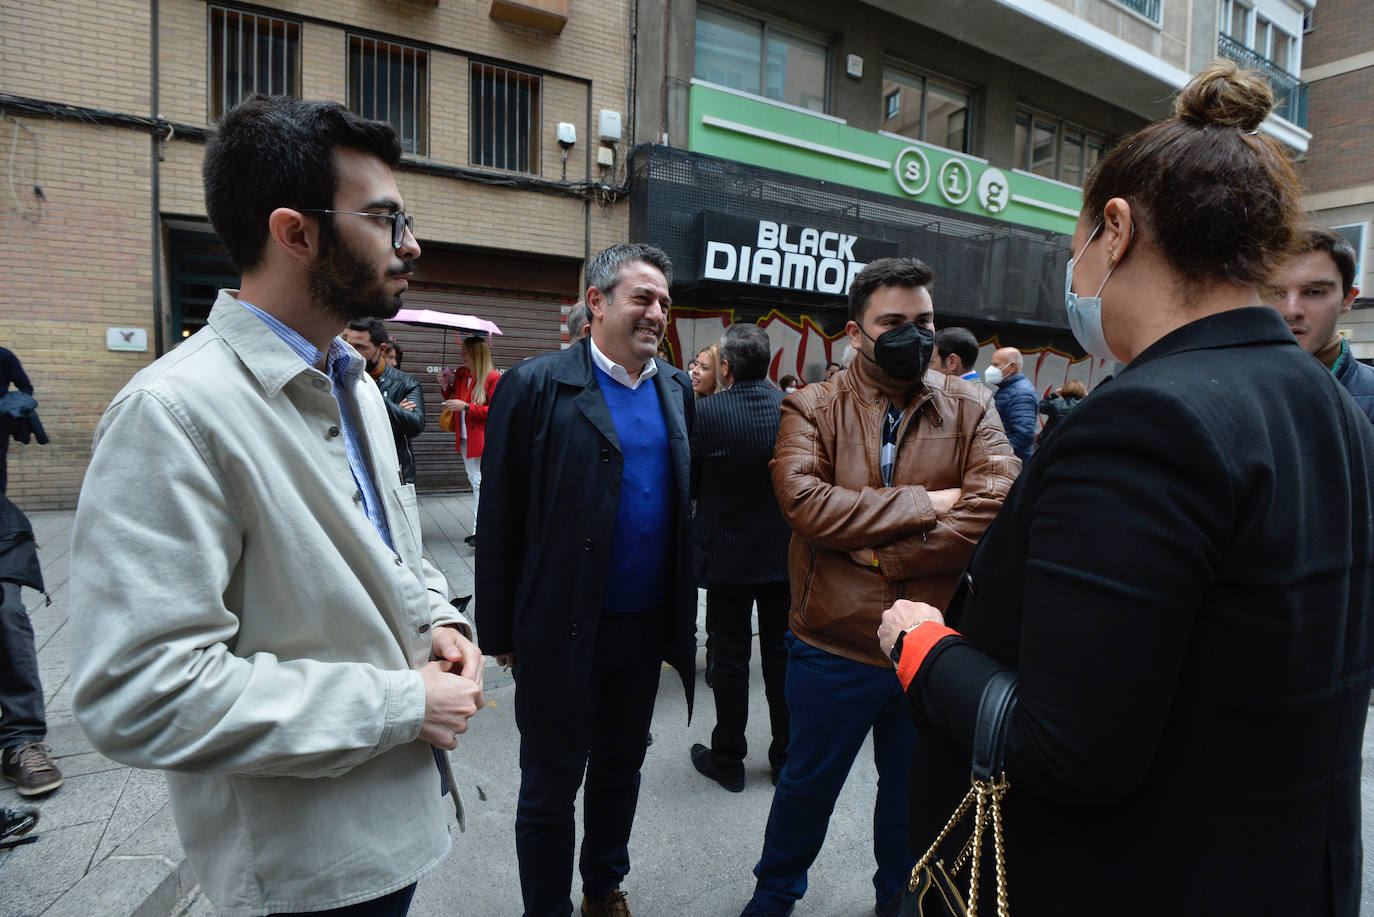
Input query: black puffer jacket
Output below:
<box><xmin>0</xmin><ymin>494</ymin><xmax>43</xmax><ymax>591</ymax></box>
<box><xmin>372</xmin><ymin>365</ymin><xmax>424</xmax><ymax>484</ymax></box>
<box><xmin>1036</xmin><ymin>393</ymin><xmax>1081</xmax><ymax>443</ymax></box>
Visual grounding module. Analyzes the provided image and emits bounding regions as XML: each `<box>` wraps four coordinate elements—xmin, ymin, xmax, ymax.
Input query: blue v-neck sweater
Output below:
<box><xmin>594</xmin><ymin>365</ymin><xmax>673</xmax><ymax>614</ymax></box>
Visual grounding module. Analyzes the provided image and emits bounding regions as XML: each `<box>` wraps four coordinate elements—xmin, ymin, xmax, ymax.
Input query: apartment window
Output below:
<box><xmin>1333</xmin><ymin>224</ymin><xmax>1367</xmax><ymax>293</ymax></box>
<box><xmin>881</xmin><ymin>68</ymin><xmax>971</xmax><ymax>153</ymax></box>
<box><xmin>1014</xmin><ymin>110</ymin><xmax>1108</xmax><ymax>187</ymax></box>
<box><xmin>1253</xmin><ymin>16</ymin><xmax>1296</xmax><ymax>72</ymax></box>
<box><xmin>349</xmin><ymin>36</ymin><xmax>429</xmax><ymax>156</ymax></box>
<box><xmin>1219</xmin><ymin>0</ymin><xmax>1251</xmax><ymax>42</ymax></box>
<box><xmin>470</xmin><ymin>62</ymin><xmax>541</xmax><ymax>173</ymax></box>
<box><xmin>208</xmin><ymin>6</ymin><xmax>300</xmax><ymax>120</ymax></box>
<box><xmin>1115</xmin><ymin>0</ymin><xmax>1161</xmax><ymax>23</ymax></box>
<box><xmin>694</xmin><ymin>6</ymin><xmax>829</xmax><ymax>113</ymax></box>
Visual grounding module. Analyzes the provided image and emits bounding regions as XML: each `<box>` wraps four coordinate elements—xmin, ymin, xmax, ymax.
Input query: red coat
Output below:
<box><xmin>451</xmin><ymin>368</ymin><xmax>500</xmax><ymax>458</ymax></box>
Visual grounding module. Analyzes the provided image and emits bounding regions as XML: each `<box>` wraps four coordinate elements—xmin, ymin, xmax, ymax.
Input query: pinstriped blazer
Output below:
<box><xmin>691</xmin><ymin>378</ymin><xmax>792</xmax><ymax>585</ymax></box>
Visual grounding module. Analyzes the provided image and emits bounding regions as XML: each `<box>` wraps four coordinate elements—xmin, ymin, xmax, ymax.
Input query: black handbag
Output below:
<box><xmin>882</xmin><ymin>670</ymin><xmax>1018</xmax><ymax>917</ymax></box>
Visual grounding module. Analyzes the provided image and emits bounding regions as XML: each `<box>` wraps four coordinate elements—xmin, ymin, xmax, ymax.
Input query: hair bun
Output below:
<box><xmin>1174</xmin><ymin>59</ymin><xmax>1274</xmax><ymax>131</ymax></box>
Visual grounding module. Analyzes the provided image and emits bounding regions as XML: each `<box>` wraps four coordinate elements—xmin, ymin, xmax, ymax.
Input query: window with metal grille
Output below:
<box><xmin>349</xmin><ymin>35</ymin><xmax>429</xmax><ymax>156</ymax></box>
<box><xmin>208</xmin><ymin>6</ymin><xmax>300</xmax><ymax>121</ymax></box>
<box><xmin>470</xmin><ymin>62</ymin><xmax>541</xmax><ymax>173</ymax></box>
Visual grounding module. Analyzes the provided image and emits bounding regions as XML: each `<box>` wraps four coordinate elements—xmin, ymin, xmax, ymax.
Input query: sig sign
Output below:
<box><xmin>700</xmin><ymin>213</ymin><xmax>898</xmax><ymax>295</ymax></box>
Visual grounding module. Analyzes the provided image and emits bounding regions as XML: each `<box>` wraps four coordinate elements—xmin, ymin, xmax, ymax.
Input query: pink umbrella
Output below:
<box><xmin>390</xmin><ymin>308</ymin><xmax>502</xmax><ymax>336</ymax></box>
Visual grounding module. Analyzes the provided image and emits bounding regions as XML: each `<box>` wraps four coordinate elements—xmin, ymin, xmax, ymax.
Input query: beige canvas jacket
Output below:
<box><xmin>69</xmin><ymin>292</ymin><xmax>469</xmax><ymax>915</ymax></box>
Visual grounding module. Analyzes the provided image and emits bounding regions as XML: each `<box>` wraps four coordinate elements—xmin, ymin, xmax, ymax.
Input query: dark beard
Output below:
<box><xmin>307</xmin><ymin>221</ymin><xmax>413</xmax><ymax>323</ymax></box>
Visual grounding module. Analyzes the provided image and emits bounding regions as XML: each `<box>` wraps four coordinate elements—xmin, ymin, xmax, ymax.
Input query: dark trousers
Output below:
<box><xmin>705</xmin><ymin>581</ymin><xmax>790</xmax><ymax>772</ymax></box>
<box><xmin>0</xmin><ymin>581</ymin><xmax>45</xmax><ymax>749</ymax></box>
<box><xmin>748</xmin><ymin>633</ymin><xmax>916</xmax><ymax>913</ymax></box>
<box><xmin>514</xmin><ymin>611</ymin><xmax>664</xmax><ymax>917</ymax></box>
<box><xmin>272</xmin><ymin>882</ymin><xmax>416</xmax><ymax>917</ymax></box>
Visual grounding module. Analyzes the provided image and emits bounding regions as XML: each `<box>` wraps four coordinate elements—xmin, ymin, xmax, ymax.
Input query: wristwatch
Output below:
<box><xmin>889</xmin><ymin>623</ymin><xmax>921</xmax><ymax>666</ymax></box>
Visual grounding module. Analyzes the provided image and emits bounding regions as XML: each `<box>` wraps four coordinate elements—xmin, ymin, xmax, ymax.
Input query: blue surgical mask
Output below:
<box><xmin>1065</xmin><ymin>222</ymin><xmax>1121</xmax><ymax>363</ymax></box>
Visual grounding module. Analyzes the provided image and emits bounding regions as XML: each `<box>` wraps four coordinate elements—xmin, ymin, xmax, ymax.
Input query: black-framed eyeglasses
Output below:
<box><xmin>300</xmin><ymin>209</ymin><xmax>414</xmax><ymax>250</ymax></box>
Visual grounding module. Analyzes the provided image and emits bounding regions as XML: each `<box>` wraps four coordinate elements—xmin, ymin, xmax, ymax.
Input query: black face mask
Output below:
<box><xmin>862</xmin><ymin>322</ymin><xmax>934</xmax><ymax>381</ymax></box>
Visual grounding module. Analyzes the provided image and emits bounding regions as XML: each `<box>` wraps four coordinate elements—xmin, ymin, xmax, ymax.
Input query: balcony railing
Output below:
<box><xmin>1217</xmin><ymin>32</ymin><xmax>1308</xmax><ymax>128</ymax></box>
<box><xmin>1113</xmin><ymin>0</ymin><xmax>1161</xmax><ymax>23</ymax></box>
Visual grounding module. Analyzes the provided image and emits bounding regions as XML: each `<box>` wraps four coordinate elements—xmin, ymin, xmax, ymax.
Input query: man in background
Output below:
<box><xmin>0</xmin><ymin>347</ymin><xmax>35</xmax><ymax>495</ymax></box>
<box><xmin>567</xmin><ymin>301</ymin><xmax>591</xmax><ymax>342</ymax></box>
<box><xmin>931</xmin><ymin>327</ymin><xmax>981</xmax><ymax>381</ymax></box>
<box><xmin>688</xmin><ymin>322</ymin><xmax>792</xmax><ymax>794</ymax></box>
<box><xmin>985</xmin><ymin>346</ymin><xmax>1038</xmax><ymax>462</ymax></box>
<box><xmin>1265</xmin><ymin>225</ymin><xmax>1374</xmax><ymax>425</ymax></box>
<box><xmin>344</xmin><ymin>317</ymin><xmax>425</xmax><ymax>484</ymax></box>
<box><xmin>0</xmin><ymin>494</ymin><xmax>60</xmax><ymax>798</ymax></box>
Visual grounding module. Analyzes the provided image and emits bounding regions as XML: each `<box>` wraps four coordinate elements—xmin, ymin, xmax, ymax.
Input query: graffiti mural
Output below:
<box><xmin>663</xmin><ymin>308</ymin><xmax>1113</xmax><ymax>400</ymax></box>
<box><xmin>970</xmin><ymin>339</ymin><xmax>1113</xmax><ymax>399</ymax></box>
<box><xmin>663</xmin><ymin>308</ymin><xmax>846</xmax><ymax>384</ymax></box>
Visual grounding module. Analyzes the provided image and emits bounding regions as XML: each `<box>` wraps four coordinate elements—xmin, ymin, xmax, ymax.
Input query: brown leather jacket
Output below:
<box><xmin>770</xmin><ymin>358</ymin><xmax>1019</xmax><ymax>668</ymax></box>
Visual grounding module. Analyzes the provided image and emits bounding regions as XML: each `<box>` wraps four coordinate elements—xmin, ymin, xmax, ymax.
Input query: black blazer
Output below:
<box><xmin>475</xmin><ymin>339</ymin><xmax>696</xmax><ymax>747</ymax></box>
<box><xmin>690</xmin><ymin>378</ymin><xmax>791</xmax><ymax>585</ymax></box>
<box><xmin>907</xmin><ymin>308</ymin><xmax>1374</xmax><ymax>916</ymax></box>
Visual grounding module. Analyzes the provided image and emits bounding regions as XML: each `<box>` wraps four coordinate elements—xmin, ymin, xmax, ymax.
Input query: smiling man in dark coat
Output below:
<box><xmin>476</xmin><ymin>242</ymin><xmax>696</xmax><ymax>917</ymax></box>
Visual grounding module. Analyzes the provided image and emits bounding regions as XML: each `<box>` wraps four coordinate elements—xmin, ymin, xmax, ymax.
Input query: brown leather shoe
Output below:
<box><xmin>1</xmin><ymin>742</ymin><xmax>63</xmax><ymax>796</ymax></box>
<box><xmin>581</xmin><ymin>889</ymin><xmax>632</xmax><ymax>917</ymax></box>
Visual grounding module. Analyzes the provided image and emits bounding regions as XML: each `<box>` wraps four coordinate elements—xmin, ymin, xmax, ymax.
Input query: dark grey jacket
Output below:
<box><xmin>1333</xmin><ymin>338</ymin><xmax>1374</xmax><ymax>427</ymax></box>
<box><xmin>373</xmin><ymin>364</ymin><xmax>423</xmax><ymax>484</ymax></box>
<box><xmin>0</xmin><ymin>494</ymin><xmax>43</xmax><ymax>591</ymax></box>
<box><xmin>690</xmin><ymin>378</ymin><xmax>790</xmax><ymax>585</ymax></box>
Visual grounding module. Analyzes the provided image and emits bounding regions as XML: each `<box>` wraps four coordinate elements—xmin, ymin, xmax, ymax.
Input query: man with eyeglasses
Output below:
<box><xmin>68</xmin><ymin>96</ymin><xmax>483</xmax><ymax>917</ymax></box>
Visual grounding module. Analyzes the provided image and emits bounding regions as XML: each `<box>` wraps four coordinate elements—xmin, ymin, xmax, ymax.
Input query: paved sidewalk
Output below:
<box><xmin>4</xmin><ymin>493</ymin><xmax>1374</xmax><ymax>916</ymax></box>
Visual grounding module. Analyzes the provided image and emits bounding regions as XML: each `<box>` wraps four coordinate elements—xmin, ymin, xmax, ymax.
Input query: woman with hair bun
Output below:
<box><xmin>879</xmin><ymin>61</ymin><xmax>1374</xmax><ymax>915</ymax></box>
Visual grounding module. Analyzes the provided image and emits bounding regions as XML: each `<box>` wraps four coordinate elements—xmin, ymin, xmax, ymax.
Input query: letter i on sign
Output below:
<box><xmin>946</xmin><ymin>169</ymin><xmax>964</xmax><ymax>198</ymax></box>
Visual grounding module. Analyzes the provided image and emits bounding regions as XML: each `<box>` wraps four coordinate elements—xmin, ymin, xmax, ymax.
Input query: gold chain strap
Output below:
<box><xmin>909</xmin><ymin>785</ymin><xmax>977</xmax><ymax>892</ymax></box>
<box><xmin>905</xmin><ymin>775</ymin><xmax>1011</xmax><ymax>916</ymax></box>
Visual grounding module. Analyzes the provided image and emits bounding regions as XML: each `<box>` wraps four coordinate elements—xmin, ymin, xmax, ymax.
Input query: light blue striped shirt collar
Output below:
<box><xmin>238</xmin><ymin>299</ymin><xmax>394</xmax><ymax>552</ymax></box>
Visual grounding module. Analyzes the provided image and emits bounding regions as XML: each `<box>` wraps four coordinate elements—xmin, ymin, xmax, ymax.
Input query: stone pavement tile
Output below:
<box><xmin>44</xmin><ymin>854</ymin><xmax>194</xmax><ymax>917</ymax></box>
<box><xmin>1</xmin><ymin>767</ymin><xmax>127</xmax><ymax>834</ymax></box>
<box><xmin>48</xmin><ymin>750</ymin><xmax>126</xmax><ymax>780</ymax></box>
<box><xmin>0</xmin><ymin>820</ymin><xmax>105</xmax><ymax>916</ymax></box>
<box><xmin>92</xmin><ymin>768</ymin><xmax>171</xmax><ymax>864</ymax></box>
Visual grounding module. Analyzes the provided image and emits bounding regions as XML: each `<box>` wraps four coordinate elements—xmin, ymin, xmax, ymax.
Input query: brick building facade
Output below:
<box><xmin>1299</xmin><ymin>0</ymin><xmax>1374</xmax><ymax>358</ymax></box>
<box><xmin>1</xmin><ymin>0</ymin><xmax>635</xmax><ymax>507</ymax></box>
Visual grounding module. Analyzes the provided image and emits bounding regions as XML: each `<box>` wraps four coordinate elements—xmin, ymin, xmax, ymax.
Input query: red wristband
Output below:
<box><xmin>896</xmin><ymin>622</ymin><xmax>958</xmax><ymax>691</ymax></box>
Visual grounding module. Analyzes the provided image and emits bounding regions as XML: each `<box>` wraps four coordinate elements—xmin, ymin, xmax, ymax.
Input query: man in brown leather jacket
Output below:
<box><xmin>739</xmin><ymin>258</ymin><xmax>1018</xmax><ymax>917</ymax></box>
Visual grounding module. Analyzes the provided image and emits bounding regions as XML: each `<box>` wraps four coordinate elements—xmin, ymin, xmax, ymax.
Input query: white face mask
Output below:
<box><xmin>1065</xmin><ymin>222</ymin><xmax>1122</xmax><ymax>363</ymax></box>
<box><xmin>983</xmin><ymin>365</ymin><xmax>1004</xmax><ymax>386</ymax></box>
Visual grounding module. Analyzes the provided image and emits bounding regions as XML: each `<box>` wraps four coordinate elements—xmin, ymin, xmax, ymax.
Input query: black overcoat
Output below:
<box><xmin>690</xmin><ymin>378</ymin><xmax>791</xmax><ymax>586</ymax></box>
<box><xmin>906</xmin><ymin>308</ymin><xmax>1374</xmax><ymax>916</ymax></box>
<box><xmin>475</xmin><ymin>339</ymin><xmax>696</xmax><ymax>746</ymax></box>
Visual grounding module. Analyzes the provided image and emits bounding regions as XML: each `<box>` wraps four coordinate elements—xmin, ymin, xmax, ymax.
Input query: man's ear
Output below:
<box><xmin>1343</xmin><ymin>285</ymin><xmax>1361</xmax><ymax>313</ymax></box>
<box><xmin>586</xmin><ymin>286</ymin><xmax>607</xmax><ymax>320</ymax></box>
<box><xmin>267</xmin><ymin>207</ymin><xmax>317</xmax><ymax>262</ymax></box>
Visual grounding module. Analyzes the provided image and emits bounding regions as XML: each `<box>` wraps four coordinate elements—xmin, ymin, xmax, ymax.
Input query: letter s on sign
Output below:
<box><xmin>893</xmin><ymin>146</ymin><xmax>931</xmax><ymax>197</ymax></box>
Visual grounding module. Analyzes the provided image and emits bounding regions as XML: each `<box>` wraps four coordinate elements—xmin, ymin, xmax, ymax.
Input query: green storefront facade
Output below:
<box><xmin>632</xmin><ymin>82</ymin><xmax>1112</xmax><ymax>391</ymax></box>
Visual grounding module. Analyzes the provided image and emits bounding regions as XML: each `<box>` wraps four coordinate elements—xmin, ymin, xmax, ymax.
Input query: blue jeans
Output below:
<box><xmin>747</xmin><ymin>633</ymin><xmax>916</xmax><ymax>914</ymax></box>
<box><xmin>0</xmin><ymin>581</ymin><xmax>45</xmax><ymax>749</ymax></box>
<box><xmin>271</xmin><ymin>882</ymin><xmax>416</xmax><ymax>917</ymax></box>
